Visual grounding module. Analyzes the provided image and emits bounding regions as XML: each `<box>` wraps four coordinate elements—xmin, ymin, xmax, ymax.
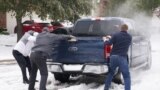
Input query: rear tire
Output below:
<box><xmin>53</xmin><ymin>73</ymin><xmax>70</xmax><ymax>83</ymax></box>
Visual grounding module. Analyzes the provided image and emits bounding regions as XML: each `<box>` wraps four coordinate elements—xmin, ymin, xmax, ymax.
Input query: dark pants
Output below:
<box><xmin>104</xmin><ymin>55</ymin><xmax>131</xmax><ymax>90</ymax></box>
<box><xmin>28</xmin><ymin>51</ymin><xmax>48</xmax><ymax>90</ymax></box>
<box><xmin>12</xmin><ymin>50</ymin><xmax>31</xmax><ymax>82</ymax></box>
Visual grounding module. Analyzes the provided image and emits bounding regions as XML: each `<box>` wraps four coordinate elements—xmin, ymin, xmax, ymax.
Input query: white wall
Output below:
<box><xmin>7</xmin><ymin>13</ymin><xmax>16</xmax><ymax>33</ymax></box>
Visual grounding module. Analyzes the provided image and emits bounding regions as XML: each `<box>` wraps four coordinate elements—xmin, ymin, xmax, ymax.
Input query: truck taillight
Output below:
<box><xmin>104</xmin><ymin>45</ymin><xmax>112</xmax><ymax>60</ymax></box>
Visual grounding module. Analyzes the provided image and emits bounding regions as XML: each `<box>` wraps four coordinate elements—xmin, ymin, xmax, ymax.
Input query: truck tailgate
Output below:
<box><xmin>50</xmin><ymin>37</ymin><xmax>106</xmax><ymax>64</ymax></box>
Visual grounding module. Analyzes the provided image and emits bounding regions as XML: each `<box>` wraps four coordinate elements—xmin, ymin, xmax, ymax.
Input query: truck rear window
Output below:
<box><xmin>72</xmin><ymin>19</ymin><xmax>122</xmax><ymax>36</ymax></box>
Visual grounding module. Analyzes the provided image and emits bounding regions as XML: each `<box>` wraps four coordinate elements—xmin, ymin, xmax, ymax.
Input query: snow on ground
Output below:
<box><xmin>131</xmin><ymin>33</ymin><xmax>160</xmax><ymax>90</ymax></box>
<box><xmin>0</xmin><ymin>34</ymin><xmax>16</xmax><ymax>60</ymax></box>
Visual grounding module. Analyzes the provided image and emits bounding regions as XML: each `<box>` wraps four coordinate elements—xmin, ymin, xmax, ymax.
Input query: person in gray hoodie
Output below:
<box><xmin>12</xmin><ymin>30</ymin><xmax>38</xmax><ymax>84</ymax></box>
<box><xmin>28</xmin><ymin>27</ymin><xmax>74</xmax><ymax>90</ymax></box>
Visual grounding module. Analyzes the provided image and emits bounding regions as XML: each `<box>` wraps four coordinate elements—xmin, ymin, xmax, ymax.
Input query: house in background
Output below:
<box><xmin>0</xmin><ymin>12</ymin><xmax>51</xmax><ymax>34</ymax></box>
<box><xmin>0</xmin><ymin>1</ymin><xmax>106</xmax><ymax>34</ymax></box>
<box><xmin>0</xmin><ymin>12</ymin><xmax>6</xmax><ymax>30</ymax></box>
<box><xmin>91</xmin><ymin>0</ymin><xmax>108</xmax><ymax>17</ymax></box>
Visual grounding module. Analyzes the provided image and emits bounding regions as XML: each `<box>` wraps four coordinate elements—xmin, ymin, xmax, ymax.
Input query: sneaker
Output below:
<box><xmin>23</xmin><ymin>80</ymin><xmax>29</xmax><ymax>84</ymax></box>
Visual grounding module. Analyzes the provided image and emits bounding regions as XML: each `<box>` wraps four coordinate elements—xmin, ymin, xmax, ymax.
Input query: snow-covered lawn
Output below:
<box><xmin>0</xmin><ymin>34</ymin><xmax>16</xmax><ymax>60</ymax></box>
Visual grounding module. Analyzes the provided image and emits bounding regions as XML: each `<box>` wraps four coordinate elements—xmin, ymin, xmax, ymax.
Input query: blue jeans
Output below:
<box><xmin>104</xmin><ymin>55</ymin><xmax>131</xmax><ymax>90</ymax></box>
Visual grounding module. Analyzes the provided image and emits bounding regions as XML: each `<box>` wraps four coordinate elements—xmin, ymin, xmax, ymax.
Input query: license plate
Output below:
<box><xmin>63</xmin><ymin>65</ymin><xmax>83</xmax><ymax>71</ymax></box>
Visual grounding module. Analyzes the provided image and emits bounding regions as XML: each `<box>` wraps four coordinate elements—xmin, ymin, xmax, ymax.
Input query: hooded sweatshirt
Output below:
<box><xmin>13</xmin><ymin>31</ymin><xmax>38</xmax><ymax>56</ymax></box>
<box><xmin>32</xmin><ymin>30</ymin><xmax>71</xmax><ymax>57</ymax></box>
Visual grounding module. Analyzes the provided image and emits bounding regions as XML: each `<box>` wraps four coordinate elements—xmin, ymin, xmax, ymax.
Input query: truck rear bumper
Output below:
<box><xmin>46</xmin><ymin>62</ymin><xmax>109</xmax><ymax>75</ymax></box>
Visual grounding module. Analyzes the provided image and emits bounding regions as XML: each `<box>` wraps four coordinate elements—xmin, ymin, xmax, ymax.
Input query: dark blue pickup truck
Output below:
<box><xmin>47</xmin><ymin>17</ymin><xmax>152</xmax><ymax>82</ymax></box>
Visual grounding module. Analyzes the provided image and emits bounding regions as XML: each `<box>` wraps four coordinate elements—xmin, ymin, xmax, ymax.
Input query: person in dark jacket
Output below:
<box><xmin>28</xmin><ymin>27</ymin><xmax>74</xmax><ymax>90</ymax></box>
<box><xmin>104</xmin><ymin>24</ymin><xmax>132</xmax><ymax>90</ymax></box>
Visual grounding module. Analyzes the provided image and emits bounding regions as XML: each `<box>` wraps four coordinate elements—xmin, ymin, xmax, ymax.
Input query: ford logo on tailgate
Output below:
<box><xmin>68</xmin><ymin>47</ymin><xmax>78</xmax><ymax>52</ymax></box>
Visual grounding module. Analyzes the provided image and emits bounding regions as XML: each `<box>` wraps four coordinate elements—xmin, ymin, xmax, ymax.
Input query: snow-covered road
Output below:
<box><xmin>131</xmin><ymin>33</ymin><xmax>160</xmax><ymax>90</ymax></box>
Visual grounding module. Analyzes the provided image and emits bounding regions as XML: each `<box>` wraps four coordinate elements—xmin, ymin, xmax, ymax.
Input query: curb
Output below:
<box><xmin>0</xmin><ymin>59</ymin><xmax>16</xmax><ymax>65</ymax></box>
